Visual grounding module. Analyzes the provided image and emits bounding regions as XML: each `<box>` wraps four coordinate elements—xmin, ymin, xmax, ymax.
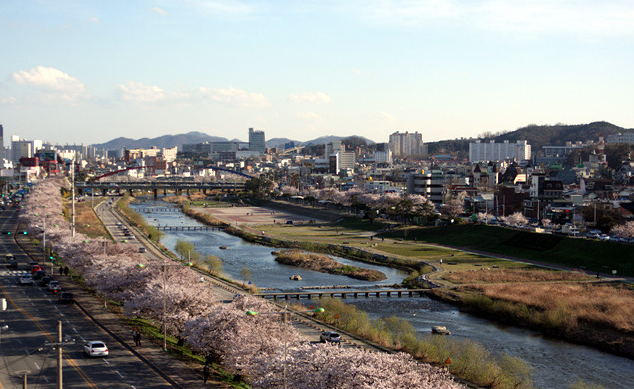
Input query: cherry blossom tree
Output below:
<box><xmin>441</xmin><ymin>199</ymin><xmax>464</xmax><ymax>218</ymax></box>
<box><xmin>280</xmin><ymin>185</ymin><xmax>299</xmax><ymax>197</ymax></box>
<box><xmin>124</xmin><ymin>265</ymin><xmax>217</xmax><ymax>337</ymax></box>
<box><xmin>611</xmin><ymin>221</ymin><xmax>634</xmax><ymax>238</ymax></box>
<box><xmin>248</xmin><ymin>343</ymin><xmax>465</xmax><ymax>389</ymax></box>
<box><xmin>504</xmin><ymin>212</ymin><xmax>528</xmax><ymax>226</ymax></box>
<box><xmin>184</xmin><ymin>295</ymin><xmax>299</xmax><ymax>370</ymax></box>
<box><xmin>477</xmin><ymin>212</ymin><xmax>495</xmax><ymax>223</ymax></box>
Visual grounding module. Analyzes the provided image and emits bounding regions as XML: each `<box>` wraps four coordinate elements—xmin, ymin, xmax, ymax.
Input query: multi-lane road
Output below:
<box><xmin>0</xmin><ymin>208</ymin><xmax>173</xmax><ymax>389</ymax></box>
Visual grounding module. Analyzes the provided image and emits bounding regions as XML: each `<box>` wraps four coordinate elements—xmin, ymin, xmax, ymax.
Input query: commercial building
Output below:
<box><xmin>249</xmin><ymin>128</ymin><xmax>266</xmax><ymax>153</ymax></box>
<box><xmin>325</xmin><ymin>141</ymin><xmax>342</xmax><ymax>157</ymax></box>
<box><xmin>12</xmin><ymin>135</ymin><xmax>43</xmax><ymax>167</ymax></box>
<box><xmin>469</xmin><ymin>140</ymin><xmax>531</xmax><ymax>163</ymax></box>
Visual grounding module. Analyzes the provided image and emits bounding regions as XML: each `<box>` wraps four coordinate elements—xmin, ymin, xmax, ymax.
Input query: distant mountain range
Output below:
<box><xmin>92</xmin><ymin>122</ymin><xmax>634</xmax><ymax>153</ymax></box>
<box><xmin>92</xmin><ymin>132</ymin><xmax>376</xmax><ymax>150</ymax></box>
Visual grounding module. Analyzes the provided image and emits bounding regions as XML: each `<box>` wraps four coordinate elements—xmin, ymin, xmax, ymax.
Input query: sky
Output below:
<box><xmin>1</xmin><ymin>0</ymin><xmax>634</xmax><ymax>146</ymax></box>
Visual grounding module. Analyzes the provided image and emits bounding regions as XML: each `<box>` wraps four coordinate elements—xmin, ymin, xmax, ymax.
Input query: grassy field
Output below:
<box><xmin>64</xmin><ymin>198</ymin><xmax>111</xmax><ymax>239</ymax></box>
<box><xmin>381</xmin><ymin>224</ymin><xmax>634</xmax><ymax>277</ymax></box>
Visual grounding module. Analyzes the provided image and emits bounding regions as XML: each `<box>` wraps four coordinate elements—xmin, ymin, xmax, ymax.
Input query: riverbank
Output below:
<box><xmin>168</xmin><ymin>197</ymin><xmax>634</xmax><ymax>362</ymax></box>
<box><xmin>272</xmin><ymin>249</ymin><xmax>387</xmax><ymax>281</ymax></box>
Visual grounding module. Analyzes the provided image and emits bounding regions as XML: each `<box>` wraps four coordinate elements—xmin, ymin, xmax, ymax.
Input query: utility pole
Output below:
<box><xmin>44</xmin><ymin>321</ymin><xmax>75</xmax><ymax>389</ymax></box>
<box><xmin>71</xmin><ymin>159</ymin><xmax>76</xmax><ymax>237</ymax></box>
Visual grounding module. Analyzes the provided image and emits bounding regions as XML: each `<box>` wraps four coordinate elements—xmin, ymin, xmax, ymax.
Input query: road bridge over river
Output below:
<box><xmin>76</xmin><ymin>180</ymin><xmax>245</xmax><ymax>198</ymax></box>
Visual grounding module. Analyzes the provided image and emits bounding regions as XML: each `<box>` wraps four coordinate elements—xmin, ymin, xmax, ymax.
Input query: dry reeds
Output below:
<box><xmin>444</xmin><ymin>269</ymin><xmax>590</xmax><ymax>284</ymax></box>
<box><xmin>470</xmin><ymin>283</ymin><xmax>634</xmax><ymax>332</ymax></box>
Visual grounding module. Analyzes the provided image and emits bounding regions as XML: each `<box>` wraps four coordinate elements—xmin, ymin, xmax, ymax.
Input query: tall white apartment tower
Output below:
<box><xmin>248</xmin><ymin>128</ymin><xmax>266</xmax><ymax>153</ymax></box>
<box><xmin>469</xmin><ymin>140</ymin><xmax>531</xmax><ymax>163</ymax></box>
<box><xmin>389</xmin><ymin>131</ymin><xmax>427</xmax><ymax>157</ymax></box>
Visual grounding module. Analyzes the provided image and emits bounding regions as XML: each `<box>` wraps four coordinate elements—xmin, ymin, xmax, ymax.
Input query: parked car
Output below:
<box><xmin>38</xmin><ymin>276</ymin><xmax>53</xmax><ymax>287</ymax></box>
<box><xmin>138</xmin><ymin>247</ymin><xmax>146</xmax><ymax>253</ymax></box>
<box><xmin>319</xmin><ymin>331</ymin><xmax>341</xmax><ymax>343</ymax></box>
<box><xmin>83</xmin><ymin>341</ymin><xmax>109</xmax><ymax>357</ymax></box>
<box><xmin>19</xmin><ymin>274</ymin><xmax>33</xmax><ymax>285</ymax></box>
<box><xmin>58</xmin><ymin>292</ymin><xmax>75</xmax><ymax>304</ymax></box>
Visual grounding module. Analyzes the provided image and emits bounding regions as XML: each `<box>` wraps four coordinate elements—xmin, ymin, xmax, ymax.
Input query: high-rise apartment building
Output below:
<box><xmin>248</xmin><ymin>128</ymin><xmax>266</xmax><ymax>153</ymax></box>
<box><xmin>469</xmin><ymin>140</ymin><xmax>531</xmax><ymax>163</ymax></box>
<box><xmin>389</xmin><ymin>131</ymin><xmax>427</xmax><ymax>157</ymax></box>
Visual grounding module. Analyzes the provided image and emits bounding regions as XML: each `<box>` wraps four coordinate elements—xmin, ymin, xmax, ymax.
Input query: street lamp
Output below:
<box><xmin>246</xmin><ymin>305</ymin><xmax>324</xmax><ymax>389</ymax></box>
<box><xmin>137</xmin><ymin>261</ymin><xmax>192</xmax><ymax>352</ymax></box>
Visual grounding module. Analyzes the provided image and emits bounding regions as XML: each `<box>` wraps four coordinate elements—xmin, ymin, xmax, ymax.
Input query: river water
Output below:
<box><xmin>132</xmin><ymin>200</ymin><xmax>634</xmax><ymax>388</ymax></box>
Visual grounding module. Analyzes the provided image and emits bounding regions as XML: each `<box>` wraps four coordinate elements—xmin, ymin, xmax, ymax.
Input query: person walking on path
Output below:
<box><xmin>58</xmin><ymin>267</ymin><xmax>64</xmax><ymax>276</ymax></box>
<box><xmin>63</xmin><ymin>266</ymin><xmax>69</xmax><ymax>276</ymax></box>
<box><xmin>203</xmin><ymin>364</ymin><xmax>209</xmax><ymax>383</ymax></box>
<box><xmin>134</xmin><ymin>329</ymin><xmax>142</xmax><ymax>346</ymax></box>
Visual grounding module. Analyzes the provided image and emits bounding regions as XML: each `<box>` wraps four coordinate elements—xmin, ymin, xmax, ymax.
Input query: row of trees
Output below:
<box><xmin>19</xmin><ymin>177</ymin><xmax>464</xmax><ymax>388</ymax></box>
<box><xmin>279</xmin><ymin>186</ymin><xmax>441</xmax><ymax>220</ymax></box>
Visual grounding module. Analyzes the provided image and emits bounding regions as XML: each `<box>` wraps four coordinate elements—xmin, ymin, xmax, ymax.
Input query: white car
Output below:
<box><xmin>19</xmin><ymin>274</ymin><xmax>33</xmax><ymax>285</ymax></box>
<box><xmin>48</xmin><ymin>281</ymin><xmax>60</xmax><ymax>291</ymax></box>
<box><xmin>84</xmin><ymin>341</ymin><xmax>109</xmax><ymax>357</ymax></box>
<box><xmin>319</xmin><ymin>331</ymin><xmax>341</xmax><ymax>343</ymax></box>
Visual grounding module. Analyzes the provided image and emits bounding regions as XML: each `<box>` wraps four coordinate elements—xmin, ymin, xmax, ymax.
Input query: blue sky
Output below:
<box><xmin>1</xmin><ymin>0</ymin><xmax>634</xmax><ymax>146</ymax></box>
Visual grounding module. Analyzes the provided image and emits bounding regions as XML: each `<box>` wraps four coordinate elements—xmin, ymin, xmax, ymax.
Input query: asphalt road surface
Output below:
<box><xmin>0</xmin><ymin>208</ymin><xmax>173</xmax><ymax>389</ymax></box>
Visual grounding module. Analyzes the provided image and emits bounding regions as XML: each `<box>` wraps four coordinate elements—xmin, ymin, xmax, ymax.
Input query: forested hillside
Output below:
<box><xmin>428</xmin><ymin>121</ymin><xmax>633</xmax><ymax>155</ymax></box>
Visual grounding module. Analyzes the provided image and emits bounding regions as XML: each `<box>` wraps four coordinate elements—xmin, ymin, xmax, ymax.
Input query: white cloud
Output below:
<box><xmin>341</xmin><ymin>0</ymin><xmax>461</xmax><ymax>26</ymax></box>
<box><xmin>1</xmin><ymin>96</ymin><xmax>17</xmax><ymax>105</ymax></box>
<box><xmin>198</xmin><ymin>86</ymin><xmax>270</xmax><ymax>107</ymax></box>
<box><xmin>118</xmin><ymin>81</ymin><xmax>168</xmax><ymax>103</ymax></box>
<box><xmin>90</xmin><ymin>16</ymin><xmax>101</xmax><ymax>24</ymax></box>
<box><xmin>343</xmin><ymin>0</ymin><xmax>634</xmax><ymax>36</ymax></box>
<box><xmin>182</xmin><ymin>0</ymin><xmax>256</xmax><ymax>16</ymax></box>
<box><xmin>297</xmin><ymin>111</ymin><xmax>323</xmax><ymax>121</ymax></box>
<box><xmin>150</xmin><ymin>7</ymin><xmax>168</xmax><ymax>16</ymax></box>
<box><xmin>370</xmin><ymin>111</ymin><xmax>397</xmax><ymax>123</ymax></box>
<box><xmin>351</xmin><ymin>68</ymin><xmax>371</xmax><ymax>77</ymax></box>
<box><xmin>289</xmin><ymin>92</ymin><xmax>332</xmax><ymax>104</ymax></box>
<box><xmin>11</xmin><ymin>66</ymin><xmax>87</xmax><ymax>103</ymax></box>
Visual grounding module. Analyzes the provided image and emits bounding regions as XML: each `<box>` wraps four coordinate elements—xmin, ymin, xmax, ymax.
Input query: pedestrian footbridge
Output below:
<box><xmin>255</xmin><ymin>288</ymin><xmax>430</xmax><ymax>301</ymax></box>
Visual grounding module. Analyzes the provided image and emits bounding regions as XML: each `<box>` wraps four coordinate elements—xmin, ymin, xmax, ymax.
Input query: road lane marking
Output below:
<box><xmin>116</xmin><ymin>371</ymin><xmax>124</xmax><ymax>378</ymax></box>
<box><xmin>43</xmin><ymin>376</ymin><xmax>49</xmax><ymax>383</ymax></box>
<box><xmin>0</xmin><ymin>282</ymin><xmax>99</xmax><ymax>389</ymax></box>
<box><xmin>73</xmin><ymin>327</ymin><xmax>78</xmax><ymax>333</ymax></box>
<box><xmin>34</xmin><ymin>362</ymin><xmax>40</xmax><ymax>369</ymax></box>
<box><xmin>103</xmin><ymin>358</ymin><xmax>110</xmax><ymax>364</ymax></box>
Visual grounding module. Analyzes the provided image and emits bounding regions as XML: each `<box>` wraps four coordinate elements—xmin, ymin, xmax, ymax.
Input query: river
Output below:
<box><xmin>132</xmin><ymin>200</ymin><xmax>634</xmax><ymax>388</ymax></box>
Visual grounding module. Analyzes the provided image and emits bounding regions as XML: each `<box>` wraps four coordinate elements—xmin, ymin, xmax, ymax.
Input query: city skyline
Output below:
<box><xmin>1</xmin><ymin>1</ymin><xmax>634</xmax><ymax>145</ymax></box>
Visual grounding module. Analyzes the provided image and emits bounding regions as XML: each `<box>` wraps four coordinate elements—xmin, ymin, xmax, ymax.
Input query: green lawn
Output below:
<box><xmin>381</xmin><ymin>224</ymin><xmax>634</xmax><ymax>276</ymax></box>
